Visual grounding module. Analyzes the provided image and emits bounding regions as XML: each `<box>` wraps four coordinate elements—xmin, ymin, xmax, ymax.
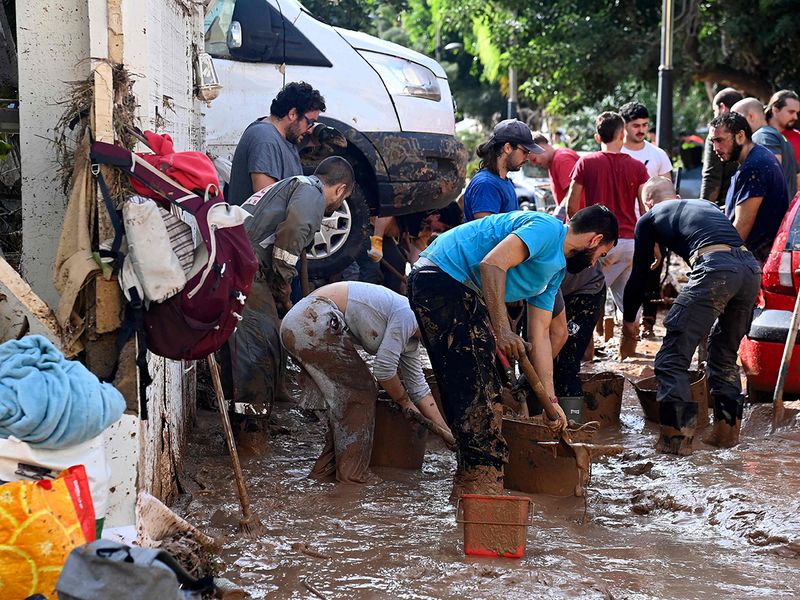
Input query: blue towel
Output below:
<box><xmin>0</xmin><ymin>335</ymin><xmax>125</xmax><ymax>449</ymax></box>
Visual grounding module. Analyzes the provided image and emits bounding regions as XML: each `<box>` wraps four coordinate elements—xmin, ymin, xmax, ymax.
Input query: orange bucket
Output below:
<box><xmin>456</xmin><ymin>494</ymin><xmax>533</xmax><ymax>558</ymax></box>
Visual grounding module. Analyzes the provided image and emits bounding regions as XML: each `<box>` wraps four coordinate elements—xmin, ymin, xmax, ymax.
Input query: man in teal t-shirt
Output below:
<box><xmin>408</xmin><ymin>206</ymin><xmax>618</xmax><ymax>501</ymax></box>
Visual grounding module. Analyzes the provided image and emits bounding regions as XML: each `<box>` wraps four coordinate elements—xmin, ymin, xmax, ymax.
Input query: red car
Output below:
<box><xmin>740</xmin><ymin>192</ymin><xmax>800</xmax><ymax>402</ymax></box>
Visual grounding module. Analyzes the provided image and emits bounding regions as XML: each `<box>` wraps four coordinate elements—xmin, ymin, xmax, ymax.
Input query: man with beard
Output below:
<box><xmin>619</xmin><ymin>101</ymin><xmax>673</xmax><ymax>179</ymax></box>
<box><xmin>623</xmin><ymin>177</ymin><xmax>761</xmax><ymax>456</ymax></box>
<box><xmin>228</xmin><ymin>82</ymin><xmax>326</xmax><ymax>205</ymax></box>
<box><xmin>766</xmin><ymin>90</ymin><xmax>800</xmax><ymax>191</ymax></box>
<box><xmin>462</xmin><ymin>119</ymin><xmax>542</xmax><ymax>221</ymax></box>
<box><xmin>408</xmin><ymin>205</ymin><xmax>618</xmax><ymax>499</ymax></box>
<box><xmin>709</xmin><ymin>111</ymin><xmax>789</xmax><ymax>264</ymax></box>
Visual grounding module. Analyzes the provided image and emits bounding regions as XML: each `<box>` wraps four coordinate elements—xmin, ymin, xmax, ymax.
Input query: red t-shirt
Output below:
<box><xmin>783</xmin><ymin>129</ymin><xmax>800</xmax><ymax>166</ymax></box>
<box><xmin>549</xmin><ymin>147</ymin><xmax>581</xmax><ymax>204</ymax></box>
<box><xmin>570</xmin><ymin>151</ymin><xmax>649</xmax><ymax>238</ymax></box>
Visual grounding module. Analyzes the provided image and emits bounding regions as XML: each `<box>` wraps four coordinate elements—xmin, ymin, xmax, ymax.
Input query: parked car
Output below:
<box><xmin>203</xmin><ymin>0</ymin><xmax>466</xmax><ymax>277</ymax></box>
<box><xmin>740</xmin><ymin>192</ymin><xmax>800</xmax><ymax>402</ymax></box>
<box><xmin>507</xmin><ymin>164</ymin><xmax>556</xmax><ymax>213</ymax></box>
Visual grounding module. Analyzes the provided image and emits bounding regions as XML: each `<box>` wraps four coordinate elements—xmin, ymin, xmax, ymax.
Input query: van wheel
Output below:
<box><xmin>306</xmin><ymin>181</ymin><xmax>370</xmax><ymax>278</ymax></box>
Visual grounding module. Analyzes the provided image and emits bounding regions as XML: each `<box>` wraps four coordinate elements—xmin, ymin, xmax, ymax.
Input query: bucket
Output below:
<box><xmin>558</xmin><ymin>396</ymin><xmax>584</xmax><ymax>424</ymax></box>
<box><xmin>370</xmin><ymin>398</ymin><xmax>428</xmax><ymax>469</ymax></box>
<box><xmin>579</xmin><ymin>371</ymin><xmax>625</xmax><ymax>429</ymax></box>
<box><xmin>457</xmin><ymin>494</ymin><xmax>532</xmax><ymax>558</ymax></box>
<box><xmin>632</xmin><ymin>370</ymin><xmax>709</xmax><ymax>427</ymax></box>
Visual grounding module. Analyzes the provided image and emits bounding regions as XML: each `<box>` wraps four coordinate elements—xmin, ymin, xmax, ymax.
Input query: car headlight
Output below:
<box><xmin>360</xmin><ymin>51</ymin><xmax>442</xmax><ymax>102</ymax></box>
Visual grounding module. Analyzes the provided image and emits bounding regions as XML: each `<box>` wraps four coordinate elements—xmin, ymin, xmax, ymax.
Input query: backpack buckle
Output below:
<box><xmin>91</xmin><ymin>163</ymin><xmax>100</xmax><ymax>176</ymax></box>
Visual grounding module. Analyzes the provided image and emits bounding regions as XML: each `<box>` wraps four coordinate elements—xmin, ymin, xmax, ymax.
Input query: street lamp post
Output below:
<box><xmin>656</xmin><ymin>0</ymin><xmax>674</xmax><ymax>155</ymax></box>
<box><xmin>508</xmin><ymin>66</ymin><xmax>518</xmax><ymax>120</ymax></box>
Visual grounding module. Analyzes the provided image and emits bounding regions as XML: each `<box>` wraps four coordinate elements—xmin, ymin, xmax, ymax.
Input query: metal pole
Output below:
<box><xmin>507</xmin><ymin>66</ymin><xmax>518</xmax><ymax>120</ymax></box>
<box><xmin>656</xmin><ymin>0</ymin><xmax>674</xmax><ymax>155</ymax></box>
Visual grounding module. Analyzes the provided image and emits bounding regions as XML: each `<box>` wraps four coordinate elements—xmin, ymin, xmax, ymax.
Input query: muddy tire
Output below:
<box><xmin>306</xmin><ymin>181</ymin><xmax>370</xmax><ymax>279</ymax></box>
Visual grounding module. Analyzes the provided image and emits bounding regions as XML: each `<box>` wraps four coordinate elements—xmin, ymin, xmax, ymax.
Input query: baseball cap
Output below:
<box><xmin>489</xmin><ymin>119</ymin><xmax>544</xmax><ymax>154</ymax></box>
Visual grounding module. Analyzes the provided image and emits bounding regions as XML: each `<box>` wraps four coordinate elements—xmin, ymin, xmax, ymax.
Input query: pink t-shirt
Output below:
<box><xmin>570</xmin><ymin>151</ymin><xmax>649</xmax><ymax>238</ymax></box>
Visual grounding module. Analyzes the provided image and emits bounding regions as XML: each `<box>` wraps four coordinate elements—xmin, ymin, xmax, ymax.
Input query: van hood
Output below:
<box><xmin>334</xmin><ymin>28</ymin><xmax>447</xmax><ymax>79</ymax></box>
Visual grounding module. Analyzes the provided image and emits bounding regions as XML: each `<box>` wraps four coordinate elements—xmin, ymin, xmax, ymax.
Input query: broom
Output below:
<box><xmin>206</xmin><ymin>354</ymin><xmax>265</xmax><ymax>536</ymax></box>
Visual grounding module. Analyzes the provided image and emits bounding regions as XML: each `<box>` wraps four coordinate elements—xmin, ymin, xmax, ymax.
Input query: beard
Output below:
<box><xmin>505</xmin><ymin>154</ymin><xmax>526</xmax><ymax>172</ymax></box>
<box><xmin>566</xmin><ymin>247</ymin><xmax>595</xmax><ymax>274</ymax></box>
<box><xmin>285</xmin><ymin>122</ymin><xmax>304</xmax><ymax>145</ymax></box>
<box><xmin>729</xmin><ymin>140</ymin><xmax>744</xmax><ymax>162</ymax></box>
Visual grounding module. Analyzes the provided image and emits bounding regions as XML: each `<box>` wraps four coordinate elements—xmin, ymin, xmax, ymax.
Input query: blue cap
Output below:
<box><xmin>489</xmin><ymin>119</ymin><xmax>544</xmax><ymax>154</ymax></box>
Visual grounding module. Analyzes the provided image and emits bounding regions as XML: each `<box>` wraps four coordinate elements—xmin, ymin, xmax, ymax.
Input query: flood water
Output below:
<box><xmin>182</xmin><ymin>329</ymin><xmax>800</xmax><ymax>599</ymax></box>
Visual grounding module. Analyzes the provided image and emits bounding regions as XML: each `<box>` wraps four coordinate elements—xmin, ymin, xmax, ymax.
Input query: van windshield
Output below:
<box><xmin>204</xmin><ymin>0</ymin><xmax>236</xmax><ymax>58</ymax></box>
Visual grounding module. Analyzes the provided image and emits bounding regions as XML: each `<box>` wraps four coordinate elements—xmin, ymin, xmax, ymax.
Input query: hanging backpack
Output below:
<box><xmin>90</xmin><ymin>134</ymin><xmax>258</xmax><ymax>413</ymax></box>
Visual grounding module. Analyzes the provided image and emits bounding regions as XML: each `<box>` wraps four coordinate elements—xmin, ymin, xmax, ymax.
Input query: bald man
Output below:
<box><xmin>623</xmin><ymin>177</ymin><xmax>760</xmax><ymax>456</ymax></box>
<box><xmin>732</xmin><ymin>97</ymin><xmax>797</xmax><ymax>200</ymax></box>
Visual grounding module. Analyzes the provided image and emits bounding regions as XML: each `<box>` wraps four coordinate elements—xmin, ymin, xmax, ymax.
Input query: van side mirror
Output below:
<box><xmin>227</xmin><ymin>21</ymin><xmax>242</xmax><ymax>49</ymax></box>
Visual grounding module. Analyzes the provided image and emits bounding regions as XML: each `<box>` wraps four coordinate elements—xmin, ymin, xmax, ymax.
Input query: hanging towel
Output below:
<box><xmin>0</xmin><ymin>335</ymin><xmax>125</xmax><ymax>449</ymax></box>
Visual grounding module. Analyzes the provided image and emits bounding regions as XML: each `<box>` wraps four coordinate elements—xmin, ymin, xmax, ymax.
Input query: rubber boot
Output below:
<box><xmin>655</xmin><ymin>401</ymin><xmax>697</xmax><ymax>456</ymax></box>
<box><xmin>703</xmin><ymin>395</ymin><xmax>743</xmax><ymax>448</ymax></box>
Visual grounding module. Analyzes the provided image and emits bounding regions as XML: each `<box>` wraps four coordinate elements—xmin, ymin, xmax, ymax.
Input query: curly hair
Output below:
<box><xmin>270</xmin><ymin>81</ymin><xmax>326</xmax><ymax>118</ymax></box>
<box><xmin>709</xmin><ymin>111</ymin><xmax>752</xmax><ymax>141</ymax></box>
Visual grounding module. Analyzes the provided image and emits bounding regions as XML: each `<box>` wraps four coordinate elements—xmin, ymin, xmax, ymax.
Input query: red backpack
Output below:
<box><xmin>90</xmin><ymin>136</ymin><xmax>258</xmax><ymax>411</ymax></box>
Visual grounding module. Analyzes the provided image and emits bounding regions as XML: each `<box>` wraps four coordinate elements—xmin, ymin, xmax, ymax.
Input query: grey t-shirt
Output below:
<box><xmin>228</xmin><ymin>119</ymin><xmax>303</xmax><ymax>206</ymax></box>
<box><xmin>344</xmin><ymin>282</ymin><xmax>431</xmax><ymax>403</ymax></box>
<box><xmin>560</xmin><ymin>262</ymin><xmax>605</xmax><ymax>297</ymax></box>
<box><xmin>753</xmin><ymin>125</ymin><xmax>798</xmax><ymax>200</ymax></box>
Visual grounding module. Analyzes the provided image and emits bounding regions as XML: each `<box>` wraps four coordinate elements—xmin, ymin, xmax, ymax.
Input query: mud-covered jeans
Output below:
<box><xmin>407</xmin><ymin>267</ymin><xmax>507</xmax><ymax>472</ymax></box>
<box><xmin>655</xmin><ymin>248</ymin><xmax>760</xmax><ymax>425</ymax></box>
<box><xmin>221</xmin><ymin>273</ymin><xmax>282</xmax><ymax>419</ymax></box>
<box><xmin>280</xmin><ymin>295</ymin><xmax>378</xmax><ymax>484</ymax></box>
<box><xmin>554</xmin><ymin>287</ymin><xmax>606</xmax><ymax>397</ymax></box>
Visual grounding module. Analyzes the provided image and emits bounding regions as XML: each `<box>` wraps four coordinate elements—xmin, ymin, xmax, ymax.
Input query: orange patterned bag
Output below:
<box><xmin>0</xmin><ymin>465</ymin><xmax>95</xmax><ymax>598</ymax></box>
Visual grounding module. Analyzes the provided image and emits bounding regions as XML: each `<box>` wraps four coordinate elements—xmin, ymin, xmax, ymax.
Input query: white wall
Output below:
<box><xmin>17</xmin><ymin>0</ymin><xmax>204</xmax><ymax>525</ymax></box>
<box><xmin>17</xmin><ymin>2</ymin><xmax>90</xmax><ymax>308</ymax></box>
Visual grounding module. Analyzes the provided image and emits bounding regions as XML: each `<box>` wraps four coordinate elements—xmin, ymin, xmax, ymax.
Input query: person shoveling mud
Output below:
<box><xmin>622</xmin><ymin>177</ymin><xmax>761</xmax><ymax>455</ymax></box>
<box><xmin>408</xmin><ymin>206</ymin><xmax>618</xmax><ymax>500</ymax></box>
<box><xmin>280</xmin><ymin>281</ymin><xmax>452</xmax><ymax>484</ymax></box>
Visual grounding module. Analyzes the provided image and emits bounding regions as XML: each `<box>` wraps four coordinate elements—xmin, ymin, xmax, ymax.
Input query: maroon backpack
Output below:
<box><xmin>90</xmin><ymin>140</ymin><xmax>258</xmax><ymax>408</ymax></box>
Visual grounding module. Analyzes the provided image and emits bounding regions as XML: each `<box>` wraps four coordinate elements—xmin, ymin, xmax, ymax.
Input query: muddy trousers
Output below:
<box><xmin>280</xmin><ymin>296</ymin><xmax>378</xmax><ymax>484</ymax></box>
<box><xmin>554</xmin><ymin>287</ymin><xmax>606</xmax><ymax>397</ymax></box>
<box><xmin>655</xmin><ymin>249</ymin><xmax>761</xmax><ymax>428</ymax></box>
<box><xmin>408</xmin><ymin>267</ymin><xmax>507</xmax><ymax>473</ymax></box>
<box><xmin>221</xmin><ymin>274</ymin><xmax>282</xmax><ymax>421</ymax></box>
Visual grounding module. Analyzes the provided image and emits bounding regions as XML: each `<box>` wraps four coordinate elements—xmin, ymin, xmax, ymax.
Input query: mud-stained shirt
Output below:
<box><xmin>419</xmin><ymin>211</ymin><xmax>567</xmax><ymax>311</ymax></box>
<box><xmin>344</xmin><ymin>282</ymin><xmax>431</xmax><ymax>403</ymax></box>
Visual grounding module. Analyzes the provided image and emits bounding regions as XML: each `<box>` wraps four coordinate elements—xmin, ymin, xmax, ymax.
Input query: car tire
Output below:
<box><xmin>306</xmin><ymin>180</ymin><xmax>370</xmax><ymax>279</ymax></box>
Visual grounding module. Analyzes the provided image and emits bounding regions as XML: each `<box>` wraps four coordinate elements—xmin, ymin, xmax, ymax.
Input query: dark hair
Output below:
<box><xmin>569</xmin><ymin>205</ymin><xmax>618</xmax><ymax>244</ymax></box>
<box><xmin>435</xmin><ymin>201</ymin><xmax>464</xmax><ymax>228</ymax></box>
<box><xmin>532</xmin><ymin>131</ymin><xmax>549</xmax><ymax>145</ymax></box>
<box><xmin>595</xmin><ymin>112</ymin><xmax>624</xmax><ymax>144</ymax></box>
<box><xmin>619</xmin><ymin>101</ymin><xmax>649</xmax><ymax>123</ymax></box>
<box><xmin>767</xmin><ymin>89</ymin><xmax>799</xmax><ymax>117</ymax></box>
<box><xmin>709</xmin><ymin>111</ymin><xmax>752</xmax><ymax>141</ymax></box>
<box><xmin>270</xmin><ymin>82</ymin><xmax>326</xmax><ymax>118</ymax></box>
<box><xmin>314</xmin><ymin>156</ymin><xmax>354</xmax><ymax>189</ymax></box>
<box><xmin>476</xmin><ymin>140</ymin><xmax>508</xmax><ymax>176</ymax></box>
<box><xmin>713</xmin><ymin>87</ymin><xmax>744</xmax><ymax>111</ymax></box>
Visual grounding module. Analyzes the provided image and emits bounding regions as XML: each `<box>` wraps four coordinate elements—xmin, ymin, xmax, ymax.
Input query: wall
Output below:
<box><xmin>16</xmin><ymin>0</ymin><xmax>204</xmax><ymax>525</ymax></box>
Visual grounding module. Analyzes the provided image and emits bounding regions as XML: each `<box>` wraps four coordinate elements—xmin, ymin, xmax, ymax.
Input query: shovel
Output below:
<box><xmin>206</xmin><ymin>355</ymin><xmax>265</xmax><ymax>537</ymax></box>
<box><xmin>772</xmin><ymin>268</ymin><xmax>800</xmax><ymax>430</ymax></box>
<box><xmin>517</xmin><ymin>353</ymin><xmax>568</xmax><ymax>436</ymax></box>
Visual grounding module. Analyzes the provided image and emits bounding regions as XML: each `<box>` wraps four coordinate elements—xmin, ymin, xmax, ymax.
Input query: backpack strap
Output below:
<box><xmin>152</xmin><ymin>549</ymin><xmax>215</xmax><ymax>592</ymax></box>
<box><xmin>93</xmin><ymin>164</ymin><xmax>125</xmax><ymax>269</ymax></box>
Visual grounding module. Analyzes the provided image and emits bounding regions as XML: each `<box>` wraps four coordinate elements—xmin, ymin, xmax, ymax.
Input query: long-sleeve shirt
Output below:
<box><xmin>242</xmin><ymin>175</ymin><xmax>325</xmax><ymax>284</ymax></box>
<box><xmin>622</xmin><ymin>199</ymin><xmax>744</xmax><ymax>322</ymax></box>
<box><xmin>344</xmin><ymin>282</ymin><xmax>431</xmax><ymax>403</ymax></box>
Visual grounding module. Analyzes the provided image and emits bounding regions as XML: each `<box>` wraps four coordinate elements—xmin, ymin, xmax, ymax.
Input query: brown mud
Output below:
<box><xmin>179</xmin><ymin>321</ymin><xmax>800</xmax><ymax>599</ymax></box>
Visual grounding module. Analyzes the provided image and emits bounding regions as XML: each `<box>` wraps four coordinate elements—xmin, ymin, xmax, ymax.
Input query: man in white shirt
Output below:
<box><xmin>619</xmin><ymin>101</ymin><xmax>673</xmax><ymax>179</ymax></box>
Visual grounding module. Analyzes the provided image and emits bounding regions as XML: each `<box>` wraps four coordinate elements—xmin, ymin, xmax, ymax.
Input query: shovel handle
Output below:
<box><xmin>772</xmin><ymin>271</ymin><xmax>800</xmax><ymax>428</ymax></box>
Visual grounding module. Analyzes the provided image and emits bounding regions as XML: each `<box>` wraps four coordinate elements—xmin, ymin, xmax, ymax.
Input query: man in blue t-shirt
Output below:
<box><xmin>709</xmin><ymin>111</ymin><xmax>789</xmax><ymax>263</ymax></box>
<box><xmin>463</xmin><ymin>119</ymin><xmax>543</xmax><ymax>221</ymax></box>
<box><xmin>408</xmin><ymin>206</ymin><xmax>618</xmax><ymax>501</ymax></box>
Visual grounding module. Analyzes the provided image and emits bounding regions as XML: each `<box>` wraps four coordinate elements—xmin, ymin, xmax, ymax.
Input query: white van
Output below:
<box><xmin>204</xmin><ymin>0</ymin><xmax>466</xmax><ymax>276</ymax></box>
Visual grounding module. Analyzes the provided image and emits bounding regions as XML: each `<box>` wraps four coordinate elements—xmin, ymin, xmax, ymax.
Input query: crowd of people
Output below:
<box><xmin>219</xmin><ymin>79</ymin><xmax>800</xmax><ymax>498</ymax></box>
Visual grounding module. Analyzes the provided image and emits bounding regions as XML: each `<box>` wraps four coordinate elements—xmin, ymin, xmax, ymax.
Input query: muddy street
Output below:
<box><xmin>181</xmin><ymin>327</ymin><xmax>800</xmax><ymax>600</ymax></box>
